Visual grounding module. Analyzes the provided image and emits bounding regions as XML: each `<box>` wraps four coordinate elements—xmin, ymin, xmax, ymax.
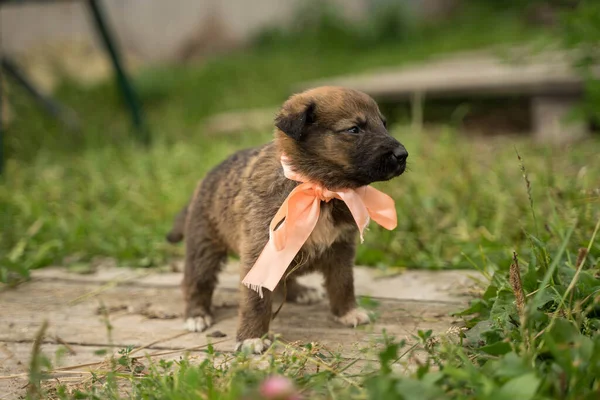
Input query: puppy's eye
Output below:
<box><xmin>346</xmin><ymin>126</ymin><xmax>360</xmax><ymax>134</ymax></box>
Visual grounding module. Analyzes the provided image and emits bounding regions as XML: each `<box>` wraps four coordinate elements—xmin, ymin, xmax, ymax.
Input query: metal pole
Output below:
<box><xmin>2</xmin><ymin>58</ymin><xmax>80</xmax><ymax>131</ymax></box>
<box><xmin>87</xmin><ymin>0</ymin><xmax>150</xmax><ymax>144</ymax></box>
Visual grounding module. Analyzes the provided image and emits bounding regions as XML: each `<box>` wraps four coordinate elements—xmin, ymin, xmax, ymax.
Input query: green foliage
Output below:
<box><xmin>355</xmin><ymin>198</ymin><xmax>600</xmax><ymax>400</ymax></box>
<box><xmin>457</xmin><ymin>233</ymin><xmax>600</xmax><ymax>399</ymax></box>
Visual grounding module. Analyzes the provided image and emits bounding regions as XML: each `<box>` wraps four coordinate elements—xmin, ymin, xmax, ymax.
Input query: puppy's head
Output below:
<box><xmin>274</xmin><ymin>86</ymin><xmax>408</xmax><ymax>189</ymax></box>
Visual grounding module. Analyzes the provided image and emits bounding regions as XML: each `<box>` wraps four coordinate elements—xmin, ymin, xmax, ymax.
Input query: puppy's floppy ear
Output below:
<box><xmin>274</xmin><ymin>101</ymin><xmax>316</xmax><ymax>140</ymax></box>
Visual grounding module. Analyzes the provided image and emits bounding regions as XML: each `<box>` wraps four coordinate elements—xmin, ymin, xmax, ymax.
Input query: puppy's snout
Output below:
<box><xmin>392</xmin><ymin>146</ymin><xmax>408</xmax><ymax>164</ymax></box>
<box><xmin>384</xmin><ymin>144</ymin><xmax>408</xmax><ymax>178</ymax></box>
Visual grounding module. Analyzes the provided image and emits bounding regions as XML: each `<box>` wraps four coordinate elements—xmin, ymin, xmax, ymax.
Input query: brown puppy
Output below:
<box><xmin>167</xmin><ymin>86</ymin><xmax>408</xmax><ymax>353</ymax></box>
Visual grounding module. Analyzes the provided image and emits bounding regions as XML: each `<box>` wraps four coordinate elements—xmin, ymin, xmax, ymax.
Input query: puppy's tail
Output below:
<box><xmin>166</xmin><ymin>205</ymin><xmax>188</xmax><ymax>243</ymax></box>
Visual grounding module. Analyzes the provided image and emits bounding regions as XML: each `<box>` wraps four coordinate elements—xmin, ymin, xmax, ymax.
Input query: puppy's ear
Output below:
<box><xmin>275</xmin><ymin>101</ymin><xmax>316</xmax><ymax>140</ymax></box>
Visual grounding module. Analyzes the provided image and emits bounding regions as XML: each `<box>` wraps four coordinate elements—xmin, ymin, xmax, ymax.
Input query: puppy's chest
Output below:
<box><xmin>303</xmin><ymin>202</ymin><xmax>354</xmax><ymax>252</ymax></box>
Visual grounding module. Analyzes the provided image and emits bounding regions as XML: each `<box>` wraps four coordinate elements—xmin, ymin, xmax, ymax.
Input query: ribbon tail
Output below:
<box><xmin>241</xmin><ymin>238</ymin><xmax>299</xmax><ymax>298</ymax></box>
<box><xmin>242</xmin><ymin>194</ymin><xmax>321</xmax><ymax>297</ymax></box>
<box><xmin>358</xmin><ymin>186</ymin><xmax>398</xmax><ymax>230</ymax></box>
<box><xmin>337</xmin><ymin>191</ymin><xmax>370</xmax><ymax>242</ymax></box>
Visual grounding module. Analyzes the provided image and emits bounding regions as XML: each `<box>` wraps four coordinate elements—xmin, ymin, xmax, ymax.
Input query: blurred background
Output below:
<box><xmin>1</xmin><ymin>0</ymin><xmax>599</xmax><ymax>283</ymax></box>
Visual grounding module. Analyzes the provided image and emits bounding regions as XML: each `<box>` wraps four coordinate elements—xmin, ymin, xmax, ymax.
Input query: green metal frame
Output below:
<box><xmin>2</xmin><ymin>57</ymin><xmax>80</xmax><ymax>131</ymax></box>
<box><xmin>0</xmin><ymin>0</ymin><xmax>150</xmax><ymax>176</ymax></box>
<box><xmin>88</xmin><ymin>0</ymin><xmax>150</xmax><ymax>145</ymax></box>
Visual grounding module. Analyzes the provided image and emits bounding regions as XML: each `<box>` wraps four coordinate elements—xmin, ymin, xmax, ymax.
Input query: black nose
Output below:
<box><xmin>392</xmin><ymin>146</ymin><xmax>408</xmax><ymax>163</ymax></box>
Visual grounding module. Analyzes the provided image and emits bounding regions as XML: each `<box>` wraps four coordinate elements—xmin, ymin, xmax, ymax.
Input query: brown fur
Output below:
<box><xmin>168</xmin><ymin>86</ymin><xmax>408</xmax><ymax>351</ymax></box>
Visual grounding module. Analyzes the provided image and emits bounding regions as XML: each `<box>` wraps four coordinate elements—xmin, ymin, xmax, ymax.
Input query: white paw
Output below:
<box><xmin>334</xmin><ymin>308</ymin><xmax>371</xmax><ymax>328</ymax></box>
<box><xmin>185</xmin><ymin>315</ymin><xmax>213</xmax><ymax>332</ymax></box>
<box><xmin>235</xmin><ymin>338</ymin><xmax>272</xmax><ymax>354</ymax></box>
<box><xmin>294</xmin><ymin>288</ymin><xmax>324</xmax><ymax>305</ymax></box>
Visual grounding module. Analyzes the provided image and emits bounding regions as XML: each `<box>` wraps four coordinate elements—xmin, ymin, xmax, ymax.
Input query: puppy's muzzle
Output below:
<box><xmin>390</xmin><ymin>145</ymin><xmax>408</xmax><ymax>174</ymax></box>
<box><xmin>379</xmin><ymin>141</ymin><xmax>408</xmax><ymax>180</ymax></box>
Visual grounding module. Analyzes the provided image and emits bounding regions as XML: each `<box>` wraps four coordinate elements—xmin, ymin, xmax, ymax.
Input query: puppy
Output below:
<box><xmin>167</xmin><ymin>86</ymin><xmax>408</xmax><ymax>353</ymax></box>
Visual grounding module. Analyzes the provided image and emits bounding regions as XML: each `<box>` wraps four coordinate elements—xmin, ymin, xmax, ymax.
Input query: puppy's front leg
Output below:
<box><xmin>322</xmin><ymin>241</ymin><xmax>371</xmax><ymax>328</ymax></box>
<box><xmin>235</xmin><ymin>259</ymin><xmax>273</xmax><ymax>354</ymax></box>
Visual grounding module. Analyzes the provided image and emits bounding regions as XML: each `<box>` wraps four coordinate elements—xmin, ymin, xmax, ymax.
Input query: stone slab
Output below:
<box><xmin>31</xmin><ymin>262</ymin><xmax>481</xmax><ymax>302</ymax></box>
<box><xmin>0</xmin><ymin>280</ymin><xmax>464</xmax><ymax>352</ymax></box>
<box><xmin>298</xmin><ymin>50</ymin><xmax>598</xmax><ymax>100</ymax></box>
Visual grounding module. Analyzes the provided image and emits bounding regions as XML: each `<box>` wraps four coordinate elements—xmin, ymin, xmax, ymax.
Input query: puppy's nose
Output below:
<box><xmin>392</xmin><ymin>146</ymin><xmax>408</xmax><ymax>163</ymax></box>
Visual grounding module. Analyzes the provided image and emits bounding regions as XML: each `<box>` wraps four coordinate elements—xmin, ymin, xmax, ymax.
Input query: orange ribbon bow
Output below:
<box><xmin>241</xmin><ymin>155</ymin><xmax>398</xmax><ymax>298</ymax></box>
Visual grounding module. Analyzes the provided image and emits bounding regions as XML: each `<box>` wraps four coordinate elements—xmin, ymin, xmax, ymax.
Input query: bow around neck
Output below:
<box><xmin>241</xmin><ymin>155</ymin><xmax>398</xmax><ymax>298</ymax></box>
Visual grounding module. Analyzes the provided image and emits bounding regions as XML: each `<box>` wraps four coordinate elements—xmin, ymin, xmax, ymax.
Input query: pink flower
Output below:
<box><xmin>259</xmin><ymin>375</ymin><xmax>301</xmax><ymax>400</ymax></box>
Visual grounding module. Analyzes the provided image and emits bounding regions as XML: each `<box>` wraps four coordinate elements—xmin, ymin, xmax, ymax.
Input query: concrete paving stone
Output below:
<box><xmin>31</xmin><ymin>262</ymin><xmax>483</xmax><ymax>301</ymax></box>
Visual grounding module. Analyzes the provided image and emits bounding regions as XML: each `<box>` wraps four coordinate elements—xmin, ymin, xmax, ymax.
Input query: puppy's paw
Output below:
<box><xmin>235</xmin><ymin>338</ymin><xmax>272</xmax><ymax>354</ymax></box>
<box><xmin>185</xmin><ymin>315</ymin><xmax>213</xmax><ymax>332</ymax></box>
<box><xmin>288</xmin><ymin>286</ymin><xmax>324</xmax><ymax>305</ymax></box>
<box><xmin>334</xmin><ymin>308</ymin><xmax>371</xmax><ymax>328</ymax></box>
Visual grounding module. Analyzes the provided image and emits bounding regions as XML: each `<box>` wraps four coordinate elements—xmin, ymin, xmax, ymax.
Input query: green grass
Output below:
<box><xmin>2</xmin><ymin>125</ymin><xmax>599</xmax><ymax>281</ymax></box>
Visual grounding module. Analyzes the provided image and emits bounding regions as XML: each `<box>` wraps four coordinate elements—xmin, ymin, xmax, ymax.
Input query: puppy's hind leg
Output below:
<box><xmin>182</xmin><ymin>231</ymin><xmax>227</xmax><ymax>332</ymax></box>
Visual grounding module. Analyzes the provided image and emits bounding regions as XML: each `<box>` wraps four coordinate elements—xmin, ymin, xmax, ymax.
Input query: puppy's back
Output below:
<box><xmin>167</xmin><ymin>144</ymin><xmax>276</xmax><ymax>250</ymax></box>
